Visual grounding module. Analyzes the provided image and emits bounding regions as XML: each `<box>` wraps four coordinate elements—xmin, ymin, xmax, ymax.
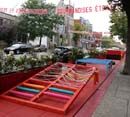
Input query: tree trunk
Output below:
<box><xmin>123</xmin><ymin>9</ymin><xmax>130</xmax><ymax>74</ymax></box>
<box><xmin>39</xmin><ymin>36</ymin><xmax>42</xmax><ymax>46</ymax></box>
<box><xmin>121</xmin><ymin>0</ymin><xmax>130</xmax><ymax>74</ymax></box>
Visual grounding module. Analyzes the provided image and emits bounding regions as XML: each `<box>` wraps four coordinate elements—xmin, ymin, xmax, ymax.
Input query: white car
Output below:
<box><xmin>4</xmin><ymin>43</ymin><xmax>32</xmax><ymax>54</ymax></box>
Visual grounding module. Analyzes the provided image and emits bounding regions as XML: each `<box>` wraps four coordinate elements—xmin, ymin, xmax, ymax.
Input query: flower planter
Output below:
<box><xmin>0</xmin><ymin>67</ymin><xmax>45</xmax><ymax>94</ymax></box>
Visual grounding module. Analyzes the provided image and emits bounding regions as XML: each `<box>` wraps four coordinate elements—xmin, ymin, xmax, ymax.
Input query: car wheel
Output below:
<box><xmin>16</xmin><ymin>50</ymin><xmax>20</xmax><ymax>54</ymax></box>
<box><xmin>9</xmin><ymin>51</ymin><xmax>14</xmax><ymax>54</ymax></box>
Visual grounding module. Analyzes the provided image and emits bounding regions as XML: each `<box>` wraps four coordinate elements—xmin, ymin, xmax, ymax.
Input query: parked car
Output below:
<box><xmin>53</xmin><ymin>46</ymin><xmax>74</xmax><ymax>62</ymax></box>
<box><xmin>34</xmin><ymin>45</ymin><xmax>47</xmax><ymax>52</ymax></box>
<box><xmin>4</xmin><ymin>43</ymin><xmax>33</xmax><ymax>54</ymax></box>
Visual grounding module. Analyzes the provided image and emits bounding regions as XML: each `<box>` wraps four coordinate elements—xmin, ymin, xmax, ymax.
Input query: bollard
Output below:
<box><xmin>94</xmin><ymin>69</ymin><xmax>99</xmax><ymax>85</ymax></box>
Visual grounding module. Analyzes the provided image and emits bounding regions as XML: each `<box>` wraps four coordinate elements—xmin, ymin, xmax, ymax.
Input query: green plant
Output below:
<box><xmin>39</xmin><ymin>55</ymin><xmax>52</xmax><ymax>66</ymax></box>
<box><xmin>88</xmin><ymin>50</ymin><xmax>106</xmax><ymax>58</ymax></box>
<box><xmin>0</xmin><ymin>60</ymin><xmax>2</xmax><ymax>74</ymax></box>
<box><xmin>39</xmin><ymin>55</ymin><xmax>46</xmax><ymax>66</ymax></box>
<box><xmin>69</xmin><ymin>47</ymin><xmax>86</xmax><ymax>63</ymax></box>
<box><xmin>0</xmin><ymin>52</ymin><xmax>52</xmax><ymax>75</ymax></box>
<box><xmin>2</xmin><ymin>53</ymin><xmax>16</xmax><ymax>73</ymax></box>
<box><xmin>51</xmin><ymin>54</ymin><xmax>60</xmax><ymax>63</ymax></box>
<box><xmin>26</xmin><ymin>57</ymin><xmax>38</xmax><ymax>68</ymax></box>
<box><xmin>14</xmin><ymin>55</ymin><xmax>29</xmax><ymax>71</ymax></box>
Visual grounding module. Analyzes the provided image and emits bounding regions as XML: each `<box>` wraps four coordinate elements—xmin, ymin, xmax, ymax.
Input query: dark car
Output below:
<box><xmin>34</xmin><ymin>45</ymin><xmax>47</xmax><ymax>52</ymax></box>
<box><xmin>4</xmin><ymin>43</ymin><xmax>33</xmax><ymax>54</ymax></box>
<box><xmin>53</xmin><ymin>46</ymin><xmax>73</xmax><ymax>62</ymax></box>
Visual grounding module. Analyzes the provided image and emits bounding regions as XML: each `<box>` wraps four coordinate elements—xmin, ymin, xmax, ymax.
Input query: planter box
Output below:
<box><xmin>96</xmin><ymin>55</ymin><xmax>106</xmax><ymax>59</ymax></box>
<box><xmin>106</xmin><ymin>55</ymin><xmax>122</xmax><ymax>60</ymax></box>
<box><xmin>0</xmin><ymin>67</ymin><xmax>45</xmax><ymax>94</ymax></box>
<box><xmin>106</xmin><ymin>50</ymin><xmax>125</xmax><ymax>60</ymax></box>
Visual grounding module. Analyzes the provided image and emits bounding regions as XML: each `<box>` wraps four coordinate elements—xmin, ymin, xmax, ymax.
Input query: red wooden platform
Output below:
<box><xmin>0</xmin><ymin>60</ymin><xmax>121</xmax><ymax>117</ymax></box>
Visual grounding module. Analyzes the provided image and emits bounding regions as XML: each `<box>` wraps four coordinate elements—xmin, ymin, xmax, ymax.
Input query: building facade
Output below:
<box><xmin>73</xmin><ymin>17</ymin><xmax>102</xmax><ymax>50</ymax></box>
<box><xmin>0</xmin><ymin>12</ymin><xmax>16</xmax><ymax>28</ymax></box>
<box><xmin>0</xmin><ymin>12</ymin><xmax>17</xmax><ymax>48</ymax></box>
<box><xmin>56</xmin><ymin>0</ymin><xmax>74</xmax><ymax>46</ymax></box>
<box><xmin>74</xmin><ymin>17</ymin><xmax>92</xmax><ymax>32</ymax></box>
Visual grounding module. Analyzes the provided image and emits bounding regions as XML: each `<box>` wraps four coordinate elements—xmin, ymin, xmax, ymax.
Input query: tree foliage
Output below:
<box><xmin>72</xmin><ymin>23</ymin><xmax>84</xmax><ymax>46</ymax></box>
<box><xmin>102</xmin><ymin>36</ymin><xmax>114</xmax><ymax>48</ymax></box>
<box><xmin>108</xmin><ymin>0</ymin><xmax>130</xmax><ymax>75</ymax></box>
<box><xmin>17</xmin><ymin>0</ymin><xmax>64</xmax><ymax>45</ymax></box>
<box><xmin>110</xmin><ymin>9</ymin><xmax>127</xmax><ymax>43</ymax></box>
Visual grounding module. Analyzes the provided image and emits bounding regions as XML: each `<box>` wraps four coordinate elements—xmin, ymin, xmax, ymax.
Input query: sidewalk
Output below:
<box><xmin>92</xmin><ymin>62</ymin><xmax>130</xmax><ymax>117</ymax></box>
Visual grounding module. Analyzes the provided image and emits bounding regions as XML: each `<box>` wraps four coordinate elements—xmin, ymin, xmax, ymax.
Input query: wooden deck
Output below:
<box><xmin>0</xmin><ymin>60</ymin><xmax>121</xmax><ymax>117</ymax></box>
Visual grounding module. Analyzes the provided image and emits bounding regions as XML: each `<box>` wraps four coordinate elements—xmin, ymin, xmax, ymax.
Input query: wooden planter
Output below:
<box><xmin>0</xmin><ymin>67</ymin><xmax>45</xmax><ymax>94</ymax></box>
<box><xmin>96</xmin><ymin>55</ymin><xmax>106</xmax><ymax>59</ymax></box>
<box><xmin>106</xmin><ymin>50</ymin><xmax>125</xmax><ymax>60</ymax></box>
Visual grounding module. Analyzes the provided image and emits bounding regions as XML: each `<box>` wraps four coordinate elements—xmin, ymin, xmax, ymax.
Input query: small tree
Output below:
<box><xmin>17</xmin><ymin>0</ymin><xmax>64</xmax><ymax>45</ymax></box>
<box><xmin>72</xmin><ymin>24</ymin><xmax>83</xmax><ymax>46</ymax></box>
